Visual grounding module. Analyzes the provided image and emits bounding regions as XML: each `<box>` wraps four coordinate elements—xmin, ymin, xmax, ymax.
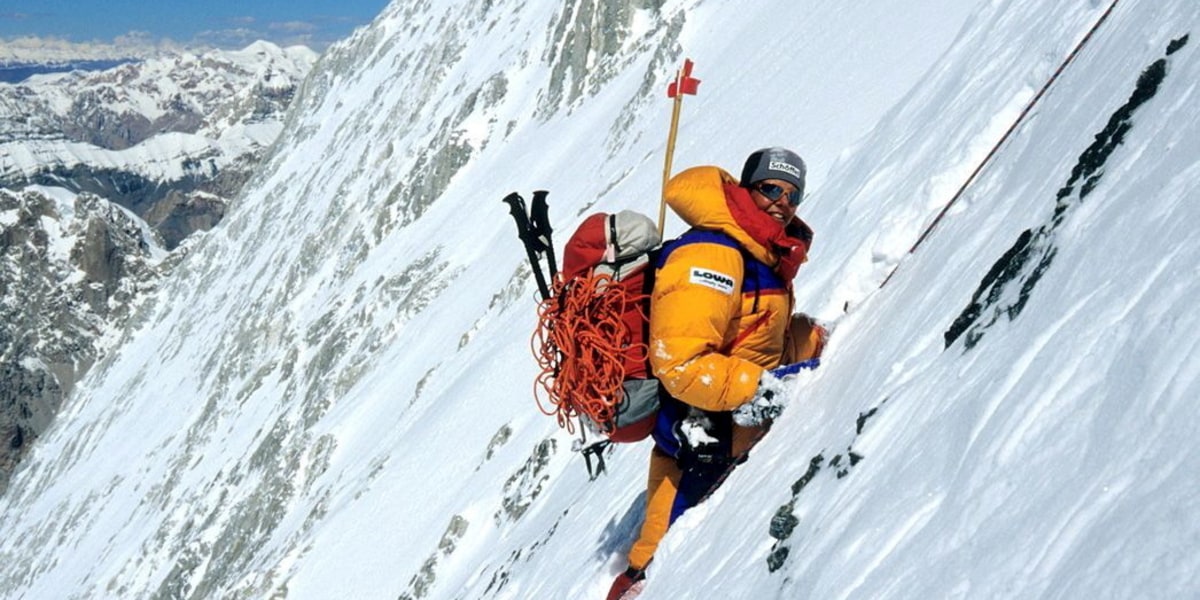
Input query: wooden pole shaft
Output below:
<box><xmin>659</xmin><ymin>72</ymin><xmax>685</xmax><ymax>237</ymax></box>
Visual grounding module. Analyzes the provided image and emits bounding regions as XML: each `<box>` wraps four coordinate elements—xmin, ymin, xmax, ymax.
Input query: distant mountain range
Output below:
<box><xmin>0</xmin><ymin>60</ymin><xmax>136</xmax><ymax>84</ymax></box>
<box><xmin>0</xmin><ymin>41</ymin><xmax>317</xmax><ymax>248</ymax></box>
<box><xmin>2</xmin><ymin>3</ymin><xmax>1199</xmax><ymax>599</ymax></box>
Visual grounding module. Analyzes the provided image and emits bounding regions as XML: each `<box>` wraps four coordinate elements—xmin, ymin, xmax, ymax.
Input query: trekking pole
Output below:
<box><xmin>659</xmin><ymin>59</ymin><xmax>701</xmax><ymax>237</ymax></box>
<box><xmin>529</xmin><ymin>190</ymin><xmax>558</xmax><ymax>280</ymax></box>
<box><xmin>502</xmin><ymin>192</ymin><xmax>553</xmax><ymax>301</ymax></box>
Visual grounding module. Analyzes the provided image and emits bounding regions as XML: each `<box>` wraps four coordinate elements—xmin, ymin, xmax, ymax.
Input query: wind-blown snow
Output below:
<box><xmin>1</xmin><ymin>0</ymin><xmax>1197</xmax><ymax>599</ymax></box>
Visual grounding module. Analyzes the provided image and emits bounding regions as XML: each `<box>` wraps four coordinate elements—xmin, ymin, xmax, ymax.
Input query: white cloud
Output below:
<box><xmin>193</xmin><ymin>27</ymin><xmax>259</xmax><ymax>47</ymax></box>
<box><xmin>0</xmin><ymin>34</ymin><xmax>185</xmax><ymax>63</ymax></box>
<box><xmin>269</xmin><ymin>20</ymin><xmax>318</xmax><ymax>34</ymax></box>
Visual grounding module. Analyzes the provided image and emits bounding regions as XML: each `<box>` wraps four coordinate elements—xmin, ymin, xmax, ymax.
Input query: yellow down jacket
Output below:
<box><xmin>649</xmin><ymin>166</ymin><xmax>813</xmax><ymax>412</ymax></box>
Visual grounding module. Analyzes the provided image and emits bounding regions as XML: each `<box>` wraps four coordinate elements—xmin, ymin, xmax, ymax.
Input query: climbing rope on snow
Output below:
<box><xmin>880</xmin><ymin>0</ymin><xmax>1123</xmax><ymax>289</ymax></box>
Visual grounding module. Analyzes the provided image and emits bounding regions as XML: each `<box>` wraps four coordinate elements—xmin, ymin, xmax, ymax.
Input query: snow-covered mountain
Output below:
<box><xmin>1</xmin><ymin>1</ymin><xmax>1197</xmax><ymax>599</ymax></box>
<box><xmin>0</xmin><ymin>41</ymin><xmax>316</xmax><ymax>494</ymax></box>
<box><xmin>0</xmin><ymin>41</ymin><xmax>317</xmax><ymax>248</ymax></box>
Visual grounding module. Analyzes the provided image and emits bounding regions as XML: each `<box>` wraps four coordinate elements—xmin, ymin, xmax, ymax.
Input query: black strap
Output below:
<box><xmin>608</xmin><ymin>213</ymin><xmax>622</xmax><ymax>258</ymax></box>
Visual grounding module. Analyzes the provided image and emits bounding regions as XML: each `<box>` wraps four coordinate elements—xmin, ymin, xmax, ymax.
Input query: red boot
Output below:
<box><xmin>606</xmin><ymin>566</ymin><xmax>646</xmax><ymax>600</ymax></box>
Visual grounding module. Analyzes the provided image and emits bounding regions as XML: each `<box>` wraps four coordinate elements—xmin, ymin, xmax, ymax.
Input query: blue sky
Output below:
<box><xmin>0</xmin><ymin>0</ymin><xmax>390</xmax><ymax>51</ymax></box>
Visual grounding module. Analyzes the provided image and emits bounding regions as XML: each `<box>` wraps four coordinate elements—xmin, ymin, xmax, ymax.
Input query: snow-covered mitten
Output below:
<box><xmin>677</xmin><ymin>409</ymin><xmax>718</xmax><ymax>451</ymax></box>
<box><xmin>732</xmin><ymin>370</ymin><xmax>790</xmax><ymax>427</ymax></box>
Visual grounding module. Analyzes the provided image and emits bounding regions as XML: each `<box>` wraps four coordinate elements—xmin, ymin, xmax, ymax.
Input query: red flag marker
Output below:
<box><xmin>667</xmin><ymin>59</ymin><xmax>701</xmax><ymax>97</ymax></box>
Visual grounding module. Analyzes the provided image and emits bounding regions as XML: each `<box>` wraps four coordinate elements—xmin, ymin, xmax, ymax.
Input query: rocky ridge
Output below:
<box><xmin>0</xmin><ymin>186</ymin><xmax>164</xmax><ymax>494</ymax></box>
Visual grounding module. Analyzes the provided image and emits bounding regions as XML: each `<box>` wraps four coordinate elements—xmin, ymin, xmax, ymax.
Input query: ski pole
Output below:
<box><xmin>529</xmin><ymin>190</ymin><xmax>557</xmax><ymax>280</ymax></box>
<box><xmin>659</xmin><ymin>59</ymin><xmax>700</xmax><ymax>237</ymax></box>
<box><xmin>502</xmin><ymin>192</ymin><xmax>553</xmax><ymax>300</ymax></box>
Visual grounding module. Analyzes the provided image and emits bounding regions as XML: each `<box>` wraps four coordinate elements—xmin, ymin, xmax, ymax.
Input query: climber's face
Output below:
<box><xmin>750</xmin><ymin>179</ymin><xmax>800</xmax><ymax>223</ymax></box>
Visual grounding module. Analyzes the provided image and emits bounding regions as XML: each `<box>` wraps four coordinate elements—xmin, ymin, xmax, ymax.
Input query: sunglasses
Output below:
<box><xmin>754</xmin><ymin>182</ymin><xmax>803</xmax><ymax>207</ymax></box>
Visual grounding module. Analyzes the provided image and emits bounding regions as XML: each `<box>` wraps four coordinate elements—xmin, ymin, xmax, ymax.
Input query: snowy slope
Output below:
<box><xmin>1</xmin><ymin>1</ymin><xmax>1198</xmax><ymax>599</ymax></box>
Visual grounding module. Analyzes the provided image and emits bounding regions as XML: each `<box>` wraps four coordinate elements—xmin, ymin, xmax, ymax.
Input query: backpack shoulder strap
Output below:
<box><xmin>655</xmin><ymin>228</ymin><xmax>741</xmax><ymax>268</ymax></box>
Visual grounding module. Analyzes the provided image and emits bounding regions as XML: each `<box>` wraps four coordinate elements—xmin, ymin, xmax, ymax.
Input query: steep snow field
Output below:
<box><xmin>1</xmin><ymin>1</ymin><xmax>1197</xmax><ymax>598</ymax></box>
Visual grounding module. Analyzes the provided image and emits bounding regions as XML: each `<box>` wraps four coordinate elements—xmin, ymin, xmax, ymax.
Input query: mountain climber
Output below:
<box><xmin>608</xmin><ymin>147</ymin><xmax>826</xmax><ymax>600</ymax></box>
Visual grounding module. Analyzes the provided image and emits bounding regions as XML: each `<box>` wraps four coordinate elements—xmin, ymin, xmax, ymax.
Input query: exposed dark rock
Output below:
<box><xmin>0</xmin><ymin>188</ymin><xmax>162</xmax><ymax>494</ymax></box>
<box><xmin>945</xmin><ymin>39</ymin><xmax>1178</xmax><ymax>350</ymax></box>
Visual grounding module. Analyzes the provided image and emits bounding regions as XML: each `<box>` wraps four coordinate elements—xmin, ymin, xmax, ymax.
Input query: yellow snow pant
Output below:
<box><xmin>626</xmin><ymin>447</ymin><xmax>681</xmax><ymax>570</ymax></box>
<box><xmin>625</xmin><ymin>427</ymin><xmax>767</xmax><ymax>571</ymax></box>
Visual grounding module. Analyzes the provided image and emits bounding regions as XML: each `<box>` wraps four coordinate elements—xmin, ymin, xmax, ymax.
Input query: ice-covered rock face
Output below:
<box><xmin>0</xmin><ymin>43</ymin><xmax>299</xmax><ymax>485</ymax></box>
<box><xmin>0</xmin><ymin>186</ymin><xmax>164</xmax><ymax>493</ymax></box>
<box><xmin>0</xmin><ymin>42</ymin><xmax>317</xmax><ymax>248</ymax></box>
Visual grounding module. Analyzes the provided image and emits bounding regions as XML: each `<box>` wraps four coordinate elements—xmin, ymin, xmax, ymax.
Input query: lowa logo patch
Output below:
<box><xmin>689</xmin><ymin>267</ymin><xmax>735</xmax><ymax>294</ymax></box>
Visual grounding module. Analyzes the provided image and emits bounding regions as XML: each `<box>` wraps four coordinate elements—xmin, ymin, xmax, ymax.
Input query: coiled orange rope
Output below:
<box><xmin>532</xmin><ymin>270</ymin><xmax>649</xmax><ymax>434</ymax></box>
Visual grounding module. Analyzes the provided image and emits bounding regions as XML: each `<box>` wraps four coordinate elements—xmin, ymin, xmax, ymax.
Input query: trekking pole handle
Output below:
<box><xmin>503</xmin><ymin>191</ymin><xmax>553</xmax><ymax>301</ymax></box>
<box><xmin>530</xmin><ymin>190</ymin><xmax>558</xmax><ymax>278</ymax></box>
<box><xmin>502</xmin><ymin>192</ymin><xmax>531</xmax><ymax>237</ymax></box>
<box><xmin>530</xmin><ymin>190</ymin><xmax>551</xmax><ymax>237</ymax></box>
